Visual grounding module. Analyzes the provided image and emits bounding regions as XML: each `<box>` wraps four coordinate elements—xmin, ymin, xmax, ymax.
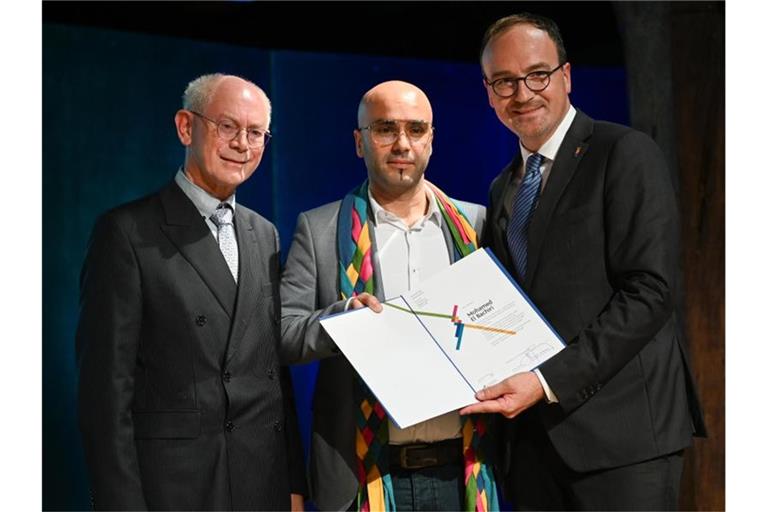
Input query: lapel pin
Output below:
<box><xmin>574</xmin><ymin>146</ymin><xmax>583</xmax><ymax>157</ymax></box>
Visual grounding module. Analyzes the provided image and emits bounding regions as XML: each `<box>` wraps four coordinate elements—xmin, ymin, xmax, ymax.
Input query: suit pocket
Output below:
<box><xmin>133</xmin><ymin>409</ymin><xmax>201</xmax><ymax>439</ymax></box>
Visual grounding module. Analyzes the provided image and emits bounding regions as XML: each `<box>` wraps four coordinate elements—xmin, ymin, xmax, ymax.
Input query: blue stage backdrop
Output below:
<box><xmin>43</xmin><ymin>23</ymin><xmax>628</xmax><ymax>510</ymax></box>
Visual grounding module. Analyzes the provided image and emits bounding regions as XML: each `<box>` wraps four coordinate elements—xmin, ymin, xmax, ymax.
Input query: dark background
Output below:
<box><xmin>42</xmin><ymin>2</ymin><xmax>724</xmax><ymax>510</ymax></box>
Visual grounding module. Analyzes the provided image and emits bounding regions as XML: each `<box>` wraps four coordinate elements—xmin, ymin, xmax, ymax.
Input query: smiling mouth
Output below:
<box><xmin>222</xmin><ymin>157</ymin><xmax>248</xmax><ymax>165</ymax></box>
<box><xmin>512</xmin><ymin>105</ymin><xmax>544</xmax><ymax>116</ymax></box>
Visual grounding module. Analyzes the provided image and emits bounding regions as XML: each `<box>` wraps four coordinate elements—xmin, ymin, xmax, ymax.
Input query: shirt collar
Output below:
<box><xmin>174</xmin><ymin>169</ymin><xmax>236</xmax><ymax>221</ymax></box>
<box><xmin>367</xmin><ymin>185</ymin><xmax>442</xmax><ymax>228</ymax></box>
<box><xmin>519</xmin><ymin>104</ymin><xmax>577</xmax><ymax>166</ymax></box>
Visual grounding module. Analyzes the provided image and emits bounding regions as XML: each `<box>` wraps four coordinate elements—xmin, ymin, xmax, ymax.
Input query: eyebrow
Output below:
<box><xmin>371</xmin><ymin>118</ymin><xmax>429</xmax><ymax>124</ymax></box>
<box><xmin>216</xmin><ymin>114</ymin><xmax>266</xmax><ymax>130</ymax></box>
<box><xmin>488</xmin><ymin>62</ymin><xmax>556</xmax><ymax>80</ymax></box>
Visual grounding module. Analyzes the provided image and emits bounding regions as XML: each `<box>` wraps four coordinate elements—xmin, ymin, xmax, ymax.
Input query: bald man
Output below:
<box><xmin>77</xmin><ymin>74</ymin><xmax>306</xmax><ymax>510</ymax></box>
<box><xmin>280</xmin><ymin>81</ymin><xmax>498</xmax><ymax>511</ymax></box>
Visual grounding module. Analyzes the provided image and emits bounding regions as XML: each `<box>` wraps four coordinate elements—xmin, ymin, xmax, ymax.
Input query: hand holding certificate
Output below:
<box><xmin>319</xmin><ymin>248</ymin><xmax>565</xmax><ymax>428</ymax></box>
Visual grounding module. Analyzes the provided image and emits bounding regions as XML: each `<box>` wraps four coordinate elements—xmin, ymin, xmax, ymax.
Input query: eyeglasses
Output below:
<box><xmin>485</xmin><ymin>63</ymin><xmax>566</xmax><ymax>98</ymax></box>
<box><xmin>358</xmin><ymin>119</ymin><xmax>433</xmax><ymax>146</ymax></box>
<box><xmin>190</xmin><ymin>111</ymin><xmax>271</xmax><ymax>148</ymax></box>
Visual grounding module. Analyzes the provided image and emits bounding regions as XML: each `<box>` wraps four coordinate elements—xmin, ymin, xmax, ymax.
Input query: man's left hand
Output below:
<box><xmin>459</xmin><ymin>372</ymin><xmax>545</xmax><ymax>419</ymax></box>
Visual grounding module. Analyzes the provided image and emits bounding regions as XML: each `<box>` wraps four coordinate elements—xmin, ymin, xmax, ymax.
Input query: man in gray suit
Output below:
<box><xmin>77</xmin><ymin>74</ymin><xmax>306</xmax><ymax>510</ymax></box>
<box><xmin>280</xmin><ymin>81</ymin><xmax>498</xmax><ymax>511</ymax></box>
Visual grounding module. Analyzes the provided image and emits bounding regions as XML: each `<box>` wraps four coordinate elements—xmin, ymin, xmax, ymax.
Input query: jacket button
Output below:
<box><xmin>223</xmin><ymin>371</ymin><xmax>231</xmax><ymax>383</ymax></box>
<box><xmin>195</xmin><ymin>315</ymin><xmax>207</xmax><ymax>327</ymax></box>
<box><xmin>225</xmin><ymin>421</ymin><xmax>235</xmax><ymax>432</ymax></box>
<box><xmin>273</xmin><ymin>420</ymin><xmax>283</xmax><ymax>432</ymax></box>
<box><xmin>267</xmin><ymin>368</ymin><xmax>275</xmax><ymax>380</ymax></box>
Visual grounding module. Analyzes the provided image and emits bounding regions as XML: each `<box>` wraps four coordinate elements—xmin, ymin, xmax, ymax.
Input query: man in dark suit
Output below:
<box><xmin>76</xmin><ymin>73</ymin><xmax>306</xmax><ymax>511</ymax></box>
<box><xmin>461</xmin><ymin>14</ymin><xmax>706</xmax><ymax>510</ymax></box>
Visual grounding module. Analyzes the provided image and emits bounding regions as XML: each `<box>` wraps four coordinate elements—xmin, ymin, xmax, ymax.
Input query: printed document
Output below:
<box><xmin>319</xmin><ymin>248</ymin><xmax>565</xmax><ymax>428</ymax></box>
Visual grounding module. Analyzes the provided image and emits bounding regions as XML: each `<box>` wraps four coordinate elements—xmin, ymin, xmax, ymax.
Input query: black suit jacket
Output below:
<box><xmin>484</xmin><ymin>110</ymin><xmax>706</xmax><ymax>475</ymax></box>
<box><xmin>76</xmin><ymin>181</ymin><xmax>306</xmax><ymax>510</ymax></box>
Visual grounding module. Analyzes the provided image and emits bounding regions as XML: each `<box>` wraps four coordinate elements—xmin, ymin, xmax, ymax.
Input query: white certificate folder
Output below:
<box><xmin>319</xmin><ymin>248</ymin><xmax>565</xmax><ymax>429</ymax></box>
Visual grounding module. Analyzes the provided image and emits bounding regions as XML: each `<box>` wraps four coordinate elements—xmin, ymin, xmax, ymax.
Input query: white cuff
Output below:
<box><xmin>533</xmin><ymin>368</ymin><xmax>559</xmax><ymax>404</ymax></box>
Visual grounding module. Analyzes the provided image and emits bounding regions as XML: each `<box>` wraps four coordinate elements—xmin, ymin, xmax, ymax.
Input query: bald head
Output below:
<box><xmin>353</xmin><ymin>80</ymin><xmax>435</xmax><ymax>202</ymax></box>
<box><xmin>357</xmin><ymin>80</ymin><xmax>432</xmax><ymax>128</ymax></box>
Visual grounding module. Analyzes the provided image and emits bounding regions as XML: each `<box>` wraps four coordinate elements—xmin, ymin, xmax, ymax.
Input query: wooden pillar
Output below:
<box><xmin>670</xmin><ymin>2</ymin><xmax>725</xmax><ymax>510</ymax></box>
<box><xmin>613</xmin><ymin>2</ymin><xmax>725</xmax><ymax>510</ymax></box>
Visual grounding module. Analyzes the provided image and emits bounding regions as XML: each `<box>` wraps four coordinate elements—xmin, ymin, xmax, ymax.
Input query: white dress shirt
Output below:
<box><xmin>367</xmin><ymin>187</ymin><xmax>463</xmax><ymax>444</ymax></box>
<box><xmin>515</xmin><ymin>105</ymin><xmax>577</xmax><ymax>403</ymax></box>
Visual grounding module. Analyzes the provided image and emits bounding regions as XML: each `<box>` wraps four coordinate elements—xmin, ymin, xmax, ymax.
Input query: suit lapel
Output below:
<box><xmin>226</xmin><ymin>209</ymin><xmax>264</xmax><ymax>364</ymax></box>
<box><xmin>492</xmin><ymin>157</ymin><xmax>521</xmax><ymax>269</ymax></box>
<box><xmin>159</xmin><ymin>182</ymin><xmax>236</xmax><ymax>318</ymax></box>
<box><xmin>525</xmin><ymin>111</ymin><xmax>594</xmax><ymax>287</ymax></box>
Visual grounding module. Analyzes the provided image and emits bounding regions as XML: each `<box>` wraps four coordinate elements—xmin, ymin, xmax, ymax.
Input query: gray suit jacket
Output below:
<box><xmin>280</xmin><ymin>196</ymin><xmax>485</xmax><ymax>510</ymax></box>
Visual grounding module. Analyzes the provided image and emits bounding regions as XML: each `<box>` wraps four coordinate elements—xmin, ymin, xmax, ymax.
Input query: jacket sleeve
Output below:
<box><xmin>538</xmin><ymin>130</ymin><xmax>680</xmax><ymax>414</ymax></box>
<box><xmin>279</xmin><ymin>211</ymin><xmax>346</xmax><ymax>364</ymax></box>
<box><xmin>76</xmin><ymin>213</ymin><xmax>148</xmax><ymax>510</ymax></box>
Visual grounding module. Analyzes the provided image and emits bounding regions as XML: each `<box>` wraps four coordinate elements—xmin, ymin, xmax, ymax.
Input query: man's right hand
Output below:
<box><xmin>349</xmin><ymin>292</ymin><xmax>383</xmax><ymax>312</ymax></box>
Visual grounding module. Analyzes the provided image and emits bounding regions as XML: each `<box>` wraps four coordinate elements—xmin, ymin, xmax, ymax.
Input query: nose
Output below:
<box><xmin>230</xmin><ymin>128</ymin><xmax>249</xmax><ymax>151</ymax></box>
<box><xmin>511</xmin><ymin>81</ymin><xmax>535</xmax><ymax>102</ymax></box>
<box><xmin>390</xmin><ymin>130</ymin><xmax>412</xmax><ymax>153</ymax></box>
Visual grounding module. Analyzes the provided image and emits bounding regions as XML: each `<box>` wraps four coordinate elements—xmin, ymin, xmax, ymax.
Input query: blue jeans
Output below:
<box><xmin>390</xmin><ymin>463</ymin><xmax>464</xmax><ymax>511</ymax></box>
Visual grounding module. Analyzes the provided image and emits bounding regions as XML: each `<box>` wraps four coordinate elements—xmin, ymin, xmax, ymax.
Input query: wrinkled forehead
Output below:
<box><xmin>207</xmin><ymin>78</ymin><xmax>271</xmax><ymax>124</ymax></box>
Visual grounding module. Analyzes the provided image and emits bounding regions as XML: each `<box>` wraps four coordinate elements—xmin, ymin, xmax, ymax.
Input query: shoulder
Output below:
<box><xmin>301</xmin><ymin>200</ymin><xmax>343</xmax><ymax>223</ymax></box>
<box><xmin>93</xmin><ymin>188</ymin><xmax>163</xmax><ymax>235</ymax></box>
<box><xmin>292</xmin><ymin>200</ymin><xmax>344</xmax><ymax>236</ymax></box>
<box><xmin>452</xmin><ymin>199</ymin><xmax>486</xmax><ymax>224</ymax></box>
<box><xmin>590</xmin><ymin>119</ymin><xmax>659</xmax><ymax>153</ymax></box>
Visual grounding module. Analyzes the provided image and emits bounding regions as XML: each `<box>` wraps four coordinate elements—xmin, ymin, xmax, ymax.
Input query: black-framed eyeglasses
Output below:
<box><xmin>485</xmin><ymin>63</ymin><xmax>566</xmax><ymax>98</ymax></box>
<box><xmin>358</xmin><ymin>119</ymin><xmax>434</xmax><ymax>146</ymax></box>
<box><xmin>190</xmin><ymin>111</ymin><xmax>271</xmax><ymax>148</ymax></box>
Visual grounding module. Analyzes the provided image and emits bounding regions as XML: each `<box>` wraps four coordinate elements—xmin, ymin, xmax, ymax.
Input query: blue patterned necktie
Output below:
<box><xmin>210</xmin><ymin>204</ymin><xmax>239</xmax><ymax>283</ymax></box>
<box><xmin>507</xmin><ymin>153</ymin><xmax>544</xmax><ymax>279</ymax></box>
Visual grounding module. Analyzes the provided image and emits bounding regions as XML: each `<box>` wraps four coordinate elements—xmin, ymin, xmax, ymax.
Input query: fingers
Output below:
<box><xmin>460</xmin><ymin>396</ymin><xmax>520</xmax><ymax>419</ymax></box>
<box><xmin>351</xmin><ymin>293</ymin><xmax>383</xmax><ymax>312</ymax></box>
<box><xmin>475</xmin><ymin>379</ymin><xmax>510</xmax><ymax>401</ymax></box>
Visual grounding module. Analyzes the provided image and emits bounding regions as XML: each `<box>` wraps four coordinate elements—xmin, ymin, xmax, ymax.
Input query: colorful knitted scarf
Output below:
<box><xmin>337</xmin><ymin>180</ymin><xmax>499</xmax><ymax>512</ymax></box>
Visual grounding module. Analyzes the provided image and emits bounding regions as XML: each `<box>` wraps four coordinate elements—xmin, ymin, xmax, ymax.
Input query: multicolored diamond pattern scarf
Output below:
<box><xmin>337</xmin><ymin>180</ymin><xmax>499</xmax><ymax>512</ymax></box>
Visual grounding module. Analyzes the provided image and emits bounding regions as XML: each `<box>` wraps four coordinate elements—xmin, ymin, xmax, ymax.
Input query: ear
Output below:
<box><xmin>484</xmin><ymin>80</ymin><xmax>495</xmax><ymax>108</ymax></box>
<box><xmin>562</xmin><ymin>62</ymin><xmax>572</xmax><ymax>94</ymax></box>
<box><xmin>175</xmin><ymin>110</ymin><xmax>193</xmax><ymax>147</ymax></box>
<box><xmin>353</xmin><ymin>129</ymin><xmax>364</xmax><ymax>158</ymax></box>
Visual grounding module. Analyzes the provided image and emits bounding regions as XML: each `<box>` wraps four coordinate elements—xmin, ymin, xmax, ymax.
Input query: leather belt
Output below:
<box><xmin>390</xmin><ymin>438</ymin><xmax>463</xmax><ymax>470</ymax></box>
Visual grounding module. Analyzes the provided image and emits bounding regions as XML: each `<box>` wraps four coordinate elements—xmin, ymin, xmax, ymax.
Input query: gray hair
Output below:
<box><xmin>182</xmin><ymin>73</ymin><xmax>226</xmax><ymax>112</ymax></box>
<box><xmin>182</xmin><ymin>73</ymin><xmax>272</xmax><ymax>125</ymax></box>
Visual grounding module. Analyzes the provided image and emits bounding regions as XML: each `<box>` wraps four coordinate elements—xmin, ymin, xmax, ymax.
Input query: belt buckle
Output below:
<box><xmin>399</xmin><ymin>443</ymin><xmax>438</xmax><ymax>470</ymax></box>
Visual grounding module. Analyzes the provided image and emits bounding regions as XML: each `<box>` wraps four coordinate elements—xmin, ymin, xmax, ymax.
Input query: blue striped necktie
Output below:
<box><xmin>506</xmin><ymin>153</ymin><xmax>544</xmax><ymax>279</ymax></box>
